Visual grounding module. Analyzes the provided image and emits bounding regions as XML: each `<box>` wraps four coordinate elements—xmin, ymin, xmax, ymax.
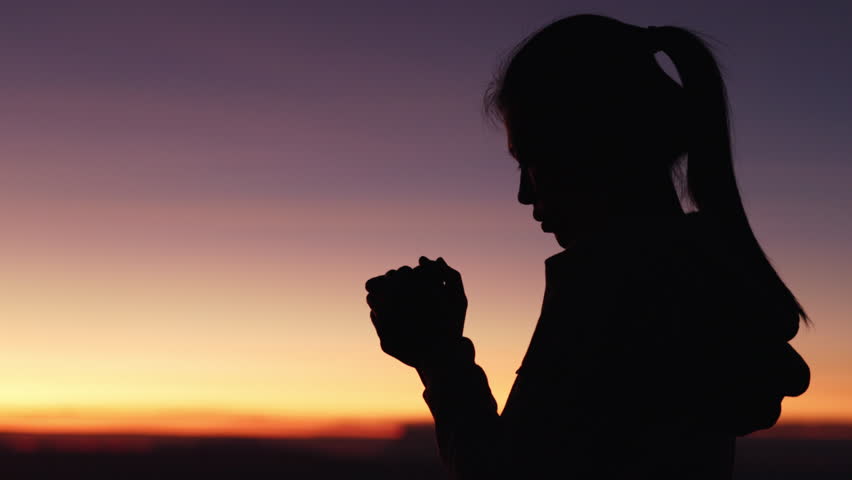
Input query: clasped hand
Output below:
<box><xmin>365</xmin><ymin>256</ymin><xmax>467</xmax><ymax>369</ymax></box>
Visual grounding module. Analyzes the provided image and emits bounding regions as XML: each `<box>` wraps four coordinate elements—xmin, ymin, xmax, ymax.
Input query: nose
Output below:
<box><xmin>518</xmin><ymin>167</ymin><xmax>545</xmax><ymax>222</ymax></box>
<box><xmin>517</xmin><ymin>167</ymin><xmax>535</xmax><ymax>206</ymax></box>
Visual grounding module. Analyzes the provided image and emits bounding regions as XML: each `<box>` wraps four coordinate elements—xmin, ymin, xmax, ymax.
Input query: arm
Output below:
<box><xmin>416</xmin><ymin>336</ymin><xmax>501</xmax><ymax>480</ymax></box>
<box><xmin>365</xmin><ymin>257</ymin><xmax>503</xmax><ymax>479</ymax></box>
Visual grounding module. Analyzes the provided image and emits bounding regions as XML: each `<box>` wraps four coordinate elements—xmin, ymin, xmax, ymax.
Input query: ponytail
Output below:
<box><xmin>650</xmin><ymin>26</ymin><xmax>810</xmax><ymax>325</ymax></box>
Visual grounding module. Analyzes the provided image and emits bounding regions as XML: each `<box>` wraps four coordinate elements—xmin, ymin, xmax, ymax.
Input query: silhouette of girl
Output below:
<box><xmin>365</xmin><ymin>14</ymin><xmax>810</xmax><ymax>479</ymax></box>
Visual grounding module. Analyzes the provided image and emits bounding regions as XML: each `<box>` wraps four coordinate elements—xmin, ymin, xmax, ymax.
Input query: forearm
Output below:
<box><xmin>416</xmin><ymin>337</ymin><xmax>502</xmax><ymax>480</ymax></box>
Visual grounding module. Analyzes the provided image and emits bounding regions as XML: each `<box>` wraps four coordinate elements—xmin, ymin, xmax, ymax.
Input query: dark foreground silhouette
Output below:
<box><xmin>415</xmin><ymin>213</ymin><xmax>808</xmax><ymax>479</ymax></box>
<box><xmin>365</xmin><ymin>14</ymin><xmax>810</xmax><ymax>480</ymax></box>
<box><xmin>1</xmin><ymin>427</ymin><xmax>850</xmax><ymax>479</ymax></box>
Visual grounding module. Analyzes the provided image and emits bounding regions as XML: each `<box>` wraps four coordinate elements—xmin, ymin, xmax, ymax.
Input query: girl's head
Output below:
<box><xmin>486</xmin><ymin>14</ymin><xmax>809</xmax><ymax>324</ymax></box>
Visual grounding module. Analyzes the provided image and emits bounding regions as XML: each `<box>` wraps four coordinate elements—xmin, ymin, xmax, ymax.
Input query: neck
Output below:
<box><xmin>612</xmin><ymin>172</ymin><xmax>684</xmax><ymax>218</ymax></box>
<box><xmin>555</xmin><ymin>173</ymin><xmax>684</xmax><ymax>250</ymax></box>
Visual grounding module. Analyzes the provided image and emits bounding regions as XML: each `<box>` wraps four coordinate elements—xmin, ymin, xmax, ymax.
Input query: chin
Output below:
<box><xmin>554</xmin><ymin>232</ymin><xmax>575</xmax><ymax>249</ymax></box>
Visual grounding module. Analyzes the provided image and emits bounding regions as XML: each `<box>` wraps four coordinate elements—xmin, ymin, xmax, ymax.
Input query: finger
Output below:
<box><xmin>366</xmin><ymin>292</ymin><xmax>380</xmax><ymax>310</ymax></box>
<box><xmin>365</xmin><ymin>275</ymin><xmax>385</xmax><ymax>292</ymax></box>
<box><xmin>436</xmin><ymin>257</ymin><xmax>457</xmax><ymax>275</ymax></box>
<box><xmin>436</xmin><ymin>257</ymin><xmax>464</xmax><ymax>292</ymax></box>
<box><xmin>416</xmin><ymin>256</ymin><xmax>444</xmax><ymax>284</ymax></box>
<box><xmin>369</xmin><ymin>310</ymin><xmax>381</xmax><ymax>332</ymax></box>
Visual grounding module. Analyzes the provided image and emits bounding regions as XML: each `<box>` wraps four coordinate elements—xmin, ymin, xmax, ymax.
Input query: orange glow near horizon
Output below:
<box><xmin>0</xmin><ymin>406</ymin><xmax>848</xmax><ymax>441</ymax></box>
<box><xmin>0</xmin><ymin>407</ymin><xmax>408</xmax><ymax>439</ymax></box>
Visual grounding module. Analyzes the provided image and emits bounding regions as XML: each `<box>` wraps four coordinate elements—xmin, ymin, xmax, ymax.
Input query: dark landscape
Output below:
<box><xmin>1</xmin><ymin>424</ymin><xmax>850</xmax><ymax>479</ymax></box>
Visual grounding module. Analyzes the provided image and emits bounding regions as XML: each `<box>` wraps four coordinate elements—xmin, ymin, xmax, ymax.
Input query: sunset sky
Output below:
<box><xmin>0</xmin><ymin>2</ymin><xmax>849</xmax><ymax>438</ymax></box>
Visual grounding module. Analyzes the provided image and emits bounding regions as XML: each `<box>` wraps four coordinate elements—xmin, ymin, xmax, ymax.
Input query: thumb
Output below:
<box><xmin>436</xmin><ymin>257</ymin><xmax>464</xmax><ymax>293</ymax></box>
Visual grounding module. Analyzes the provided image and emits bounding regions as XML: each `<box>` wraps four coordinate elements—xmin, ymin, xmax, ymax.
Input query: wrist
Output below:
<box><xmin>417</xmin><ymin>336</ymin><xmax>474</xmax><ymax>376</ymax></box>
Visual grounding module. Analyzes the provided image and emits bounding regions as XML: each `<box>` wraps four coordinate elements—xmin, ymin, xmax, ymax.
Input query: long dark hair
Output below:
<box><xmin>484</xmin><ymin>14</ymin><xmax>809</xmax><ymax>325</ymax></box>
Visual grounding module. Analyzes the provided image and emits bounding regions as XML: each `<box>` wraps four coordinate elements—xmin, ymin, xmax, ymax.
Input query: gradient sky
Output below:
<box><xmin>0</xmin><ymin>1</ymin><xmax>850</xmax><ymax>437</ymax></box>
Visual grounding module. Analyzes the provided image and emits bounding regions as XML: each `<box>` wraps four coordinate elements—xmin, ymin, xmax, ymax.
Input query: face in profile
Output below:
<box><xmin>509</xmin><ymin>126</ymin><xmax>608</xmax><ymax>249</ymax></box>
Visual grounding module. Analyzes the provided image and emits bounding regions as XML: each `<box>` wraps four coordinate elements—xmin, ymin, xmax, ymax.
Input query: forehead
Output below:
<box><xmin>504</xmin><ymin>123</ymin><xmax>554</xmax><ymax>158</ymax></box>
